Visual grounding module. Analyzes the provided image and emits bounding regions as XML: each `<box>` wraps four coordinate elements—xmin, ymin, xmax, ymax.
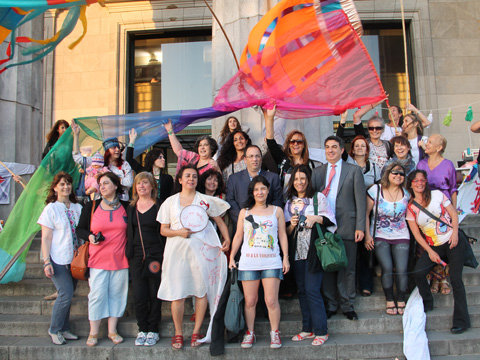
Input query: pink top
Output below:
<box><xmin>88</xmin><ymin>205</ymin><xmax>128</xmax><ymax>270</ymax></box>
<box><xmin>175</xmin><ymin>149</ymin><xmax>215</xmax><ymax>176</ymax></box>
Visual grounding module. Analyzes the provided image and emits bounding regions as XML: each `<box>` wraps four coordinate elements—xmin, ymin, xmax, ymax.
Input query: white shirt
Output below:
<box><xmin>409</xmin><ymin>136</ymin><xmax>428</xmax><ymax>164</ymax></box>
<box><xmin>381</xmin><ymin>125</ymin><xmax>402</xmax><ymax>141</ymax></box>
<box><xmin>325</xmin><ymin>159</ymin><xmax>343</xmax><ymax>214</ymax></box>
<box><xmin>37</xmin><ymin>202</ymin><xmax>83</xmax><ymax>265</ymax></box>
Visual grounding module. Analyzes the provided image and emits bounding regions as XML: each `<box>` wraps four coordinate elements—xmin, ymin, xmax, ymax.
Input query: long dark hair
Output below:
<box><xmin>286</xmin><ymin>165</ymin><xmax>314</xmax><ymax>200</ymax></box>
<box><xmin>406</xmin><ymin>169</ymin><xmax>431</xmax><ymax>206</ymax></box>
<box><xmin>45</xmin><ymin>172</ymin><xmax>77</xmax><ymax>204</ymax></box>
<box><xmin>219</xmin><ymin>116</ymin><xmax>241</xmax><ymax>146</ymax></box>
<box><xmin>174</xmin><ymin>164</ymin><xmax>198</xmax><ymax>194</ymax></box>
<box><xmin>46</xmin><ymin>119</ymin><xmax>69</xmax><ymax>144</ymax></box>
<box><xmin>197</xmin><ymin>169</ymin><xmax>225</xmax><ymax>196</ymax></box>
<box><xmin>217</xmin><ymin>130</ymin><xmax>252</xmax><ymax>171</ymax></box>
<box><xmin>144</xmin><ymin>148</ymin><xmax>166</xmax><ymax>173</ymax></box>
<box><xmin>97</xmin><ymin>172</ymin><xmax>123</xmax><ymax>197</ymax></box>
<box><xmin>243</xmin><ymin>175</ymin><xmax>270</xmax><ymax>209</ymax></box>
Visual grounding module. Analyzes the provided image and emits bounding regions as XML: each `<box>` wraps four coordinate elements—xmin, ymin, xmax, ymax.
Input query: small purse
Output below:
<box><xmin>313</xmin><ymin>193</ymin><xmax>348</xmax><ymax>272</ymax></box>
<box><xmin>71</xmin><ymin>200</ymin><xmax>95</xmax><ymax>280</ymax></box>
<box><xmin>137</xmin><ymin>209</ymin><xmax>162</xmax><ymax>278</ymax></box>
<box><xmin>224</xmin><ymin>267</ymin><xmax>245</xmax><ymax>333</ymax></box>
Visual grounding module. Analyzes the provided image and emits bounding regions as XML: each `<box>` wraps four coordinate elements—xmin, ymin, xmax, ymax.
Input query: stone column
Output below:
<box><xmin>211</xmin><ymin>0</ymin><xmax>333</xmax><ymax>149</ymax></box>
<box><xmin>0</xmin><ymin>17</ymin><xmax>44</xmax><ymax>220</ymax></box>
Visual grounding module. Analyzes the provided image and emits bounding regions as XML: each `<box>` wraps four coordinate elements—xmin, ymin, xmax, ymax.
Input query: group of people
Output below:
<box><xmin>37</xmin><ymin>101</ymin><xmax>471</xmax><ymax>352</ymax></box>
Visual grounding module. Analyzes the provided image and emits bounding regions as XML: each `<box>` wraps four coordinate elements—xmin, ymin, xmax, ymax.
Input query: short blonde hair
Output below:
<box><xmin>433</xmin><ymin>134</ymin><xmax>447</xmax><ymax>155</ymax></box>
<box><xmin>130</xmin><ymin>172</ymin><xmax>157</xmax><ymax>206</ymax></box>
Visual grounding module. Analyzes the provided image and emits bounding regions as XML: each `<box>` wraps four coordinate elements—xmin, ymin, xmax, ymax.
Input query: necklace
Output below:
<box><xmin>385</xmin><ymin>186</ymin><xmax>401</xmax><ymax>211</ymax></box>
<box><xmin>102</xmin><ymin>196</ymin><xmax>120</xmax><ymax>210</ymax></box>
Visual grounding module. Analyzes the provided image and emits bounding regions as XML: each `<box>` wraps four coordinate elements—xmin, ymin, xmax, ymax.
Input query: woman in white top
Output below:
<box><xmin>37</xmin><ymin>172</ymin><xmax>82</xmax><ymax>345</ymax></box>
<box><xmin>229</xmin><ymin>175</ymin><xmax>290</xmax><ymax>349</ymax></box>
<box><xmin>157</xmin><ymin>165</ymin><xmax>230</xmax><ymax>349</ymax></box>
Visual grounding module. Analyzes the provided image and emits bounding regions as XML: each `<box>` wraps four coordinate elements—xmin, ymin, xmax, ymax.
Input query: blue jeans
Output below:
<box><xmin>49</xmin><ymin>260</ymin><xmax>77</xmax><ymax>333</ymax></box>
<box><xmin>293</xmin><ymin>260</ymin><xmax>328</xmax><ymax>336</ymax></box>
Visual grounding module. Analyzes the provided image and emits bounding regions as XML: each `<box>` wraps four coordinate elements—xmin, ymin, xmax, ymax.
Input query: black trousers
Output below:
<box><xmin>130</xmin><ymin>255</ymin><xmax>163</xmax><ymax>333</ymax></box>
<box><xmin>413</xmin><ymin>240</ymin><xmax>470</xmax><ymax>329</ymax></box>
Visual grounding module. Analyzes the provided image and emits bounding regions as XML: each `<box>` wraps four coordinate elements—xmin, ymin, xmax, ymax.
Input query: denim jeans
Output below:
<box><xmin>293</xmin><ymin>260</ymin><xmax>328</xmax><ymax>336</ymax></box>
<box><xmin>374</xmin><ymin>241</ymin><xmax>409</xmax><ymax>302</ymax></box>
<box><xmin>49</xmin><ymin>260</ymin><xmax>77</xmax><ymax>333</ymax></box>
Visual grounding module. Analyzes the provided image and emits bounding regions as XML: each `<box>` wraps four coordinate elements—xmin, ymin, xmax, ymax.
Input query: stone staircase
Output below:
<box><xmin>1</xmin><ymin>215</ymin><xmax>480</xmax><ymax>359</ymax></box>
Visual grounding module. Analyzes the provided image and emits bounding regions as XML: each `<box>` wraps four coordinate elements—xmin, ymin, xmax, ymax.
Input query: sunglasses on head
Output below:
<box><xmin>368</xmin><ymin>126</ymin><xmax>384</xmax><ymax>131</ymax></box>
<box><xmin>290</xmin><ymin>139</ymin><xmax>304</xmax><ymax>145</ymax></box>
<box><xmin>390</xmin><ymin>170</ymin><xmax>405</xmax><ymax>177</ymax></box>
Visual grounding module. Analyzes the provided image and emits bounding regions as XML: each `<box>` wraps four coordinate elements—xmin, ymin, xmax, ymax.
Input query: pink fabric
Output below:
<box><xmin>213</xmin><ymin>0</ymin><xmax>385</xmax><ymax>119</ymax></box>
<box><xmin>175</xmin><ymin>149</ymin><xmax>215</xmax><ymax>176</ymax></box>
<box><xmin>88</xmin><ymin>205</ymin><xmax>128</xmax><ymax>271</ymax></box>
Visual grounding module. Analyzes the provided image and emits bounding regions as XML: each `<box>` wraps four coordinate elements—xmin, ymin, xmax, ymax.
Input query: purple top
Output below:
<box><xmin>417</xmin><ymin>158</ymin><xmax>457</xmax><ymax>199</ymax></box>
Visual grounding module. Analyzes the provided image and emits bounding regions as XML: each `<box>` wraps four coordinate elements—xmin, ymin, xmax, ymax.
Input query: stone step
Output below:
<box><xmin>0</xmin><ymin>304</ymin><xmax>479</xmax><ymax>339</ymax></box>
<box><xmin>2</xmin><ymin>284</ymin><xmax>480</xmax><ymax>317</ymax></box>
<box><xmin>0</xmin><ymin>328</ymin><xmax>479</xmax><ymax>360</ymax></box>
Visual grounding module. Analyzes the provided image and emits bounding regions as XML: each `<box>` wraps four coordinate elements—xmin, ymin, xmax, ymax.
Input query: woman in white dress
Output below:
<box><xmin>157</xmin><ymin>165</ymin><xmax>231</xmax><ymax>350</ymax></box>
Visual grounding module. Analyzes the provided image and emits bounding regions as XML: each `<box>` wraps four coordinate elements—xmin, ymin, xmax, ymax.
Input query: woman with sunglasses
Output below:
<box><xmin>416</xmin><ymin>134</ymin><xmax>457</xmax><ymax>295</ymax></box>
<box><xmin>406</xmin><ymin>170</ymin><xmax>470</xmax><ymax>334</ymax></box>
<box><xmin>337</xmin><ymin>102</ymin><xmax>393</xmax><ymax>170</ymax></box>
<box><xmin>365</xmin><ymin>162</ymin><xmax>410</xmax><ymax>316</ymax></box>
<box><xmin>127</xmin><ymin>129</ymin><xmax>173</xmax><ymax>205</ymax></box>
<box><xmin>263</xmin><ymin>106</ymin><xmax>315</xmax><ymax>196</ymax></box>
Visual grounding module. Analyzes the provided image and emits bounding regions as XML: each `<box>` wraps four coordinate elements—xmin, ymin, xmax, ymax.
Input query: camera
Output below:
<box><xmin>94</xmin><ymin>232</ymin><xmax>105</xmax><ymax>243</ymax></box>
<box><xmin>298</xmin><ymin>215</ymin><xmax>307</xmax><ymax>231</ymax></box>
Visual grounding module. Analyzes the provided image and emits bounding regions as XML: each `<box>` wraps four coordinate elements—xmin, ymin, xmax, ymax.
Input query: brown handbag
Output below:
<box><xmin>71</xmin><ymin>200</ymin><xmax>95</xmax><ymax>280</ymax></box>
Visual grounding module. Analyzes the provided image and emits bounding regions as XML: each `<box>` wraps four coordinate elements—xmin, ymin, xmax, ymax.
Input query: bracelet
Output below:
<box><xmin>43</xmin><ymin>257</ymin><xmax>50</xmax><ymax>264</ymax></box>
<box><xmin>167</xmin><ymin>130</ymin><xmax>173</xmax><ymax>136</ymax></box>
<box><xmin>128</xmin><ymin>143</ymin><xmax>134</xmax><ymax>147</ymax></box>
<box><xmin>43</xmin><ymin>262</ymin><xmax>52</xmax><ymax>268</ymax></box>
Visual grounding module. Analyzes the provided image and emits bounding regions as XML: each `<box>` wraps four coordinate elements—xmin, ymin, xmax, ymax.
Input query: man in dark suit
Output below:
<box><xmin>226</xmin><ymin>144</ymin><xmax>283</xmax><ymax>227</ymax></box>
<box><xmin>311</xmin><ymin>135</ymin><xmax>366</xmax><ymax>321</ymax></box>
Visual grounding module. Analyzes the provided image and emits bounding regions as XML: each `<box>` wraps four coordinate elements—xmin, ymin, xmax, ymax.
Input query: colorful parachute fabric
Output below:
<box><xmin>0</xmin><ymin>107</ymin><xmax>232</xmax><ymax>283</ymax></box>
<box><xmin>0</xmin><ymin>0</ymin><xmax>102</xmax><ymax>74</ymax></box>
<box><xmin>214</xmin><ymin>0</ymin><xmax>386</xmax><ymax>119</ymax></box>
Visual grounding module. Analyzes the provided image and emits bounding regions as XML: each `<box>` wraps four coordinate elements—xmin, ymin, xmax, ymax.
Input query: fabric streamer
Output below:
<box><xmin>442</xmin><ymin>109</ymin><xmax>452</xmax><ymax>126</ymax></box>
<box><xmin>403</xmin><ymin>287</ymin><xmax>430</xmax><ymax>360</ymax></box>
<box><xmin>213</xmin><ymin>0</ymin><xmax>386</xmax><ymax>119</ymax></box>
<box><xmin>465</xmin><ymin>105</ymin><xmax>473</xmax><ymax>122</ymax></box>
<box><xmin>427</xmin><ymin>111</ymin><xmax>433</xmax><ymax>124</ymax></box>
<box><xmin>0</xmin><ymin>0</ymin><xmax>103</xmax><ymax>74</ymax></box>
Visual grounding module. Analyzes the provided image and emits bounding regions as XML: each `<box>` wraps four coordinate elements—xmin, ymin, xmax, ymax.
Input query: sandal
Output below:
<box><xmin>191</xmin><ymin>333</ymin><xmax>204</xmax><ymax>347</ymax></box>
<box><xmin>312</xmin><ymin>334</ymin><xmax>328</xmax><ymax>346</ymax></box>
<box><xmin>86</xmin><ymin>334</ymin><xmax>98</xmax><ymax>347</ymax></box>
<box><xmin>440</xmin><ymin>279</ymin><xmax>451</xmax><ymax>295</ymax></box>
<box><xmin>430</xmin><ymin>278</ymin><xmax>440</xmax><ymax>294</ymax></box>
<box><xmin>107</xmin><ymin>332</ymin><xmax>123</xmax><ymax>344</ymax></box>
<box><xmin>386</xmin><ymin>301</ymin><xmax>397</xmax><ymax>316</ymax></box>
<box><xmin>171</xmin><ymin>335</ymin><xmax>184</xmax><ymax>350</ymax></box>
<box><xmin>397</xmin><ymin>302</ymin><xmax>406</xmax><ymax>316</ymax></box>
<box><xmin>361</xmin><ymin>290</ymin><xmax>372</xmax><ymax>297</ymax></box>
<box><xmin>291</xmin><ymin>332</ymin><xmax>315</xmax><ymax>341</ymax></box>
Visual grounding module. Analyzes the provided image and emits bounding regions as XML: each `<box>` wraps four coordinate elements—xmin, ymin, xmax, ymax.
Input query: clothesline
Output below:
<box><xmin>369</xmin><ymin>99</ymin><xmax>480</xmax><ymax>114</ymax></box>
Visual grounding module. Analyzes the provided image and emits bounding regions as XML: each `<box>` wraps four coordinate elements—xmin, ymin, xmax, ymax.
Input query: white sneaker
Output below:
<box><xmin>48</xmin><ymin>331</ymin><xmax>67</xmax><ymax>345</ymax></box>
<box><xmin>61</xmin><ymin>330</ymin><xmax>78</xmax><ymax>340</ymax></box>
<box><xmin>145</xmin><ymin>332</ymin><xmax>159</xmax><ymax>346</ymax></box>
<box><xmin>135</xmin><ymin>331</ymin><xmax>147</xmax><ymax>346</ymax></box>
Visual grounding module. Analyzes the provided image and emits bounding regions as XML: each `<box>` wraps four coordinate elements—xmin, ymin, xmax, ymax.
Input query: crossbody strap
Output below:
<box><xmin>412</xmin><ymin>200</ymin><xmax>453</xmax><ymax>228</ymax></box>
<box><xmin>136</xmin><ymin>208</ymin><xmax>146</xmax><ymax>261</ymax></box>
<box><xmin>313</xmin><ymin>193</ymin><xmax>325</xmax><ymax>241</ymax></box>
<box><xmin>372</xmin><ymin>185</ymin><xmax>380</xmax><ymax>239</ymax></box>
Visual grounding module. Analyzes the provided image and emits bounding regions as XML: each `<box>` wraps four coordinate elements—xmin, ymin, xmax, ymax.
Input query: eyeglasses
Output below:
<box><xmin>246</xmin><ymin>154</ymin><xmax>261</xmax><ymax>159</ymax></box>
<box><xmin>368</xmin><ymin>126</ymin><xmax>384</xmax><ymax>132</ymax></box>
<box><xmin>390</xmin><ymin>171</ymin><xmax>405</xmax><ymax>177</ymax></box>
<box><xmin>290</xmin><ymin>139</ymin><xmax>304</xmax><ymax>145</ymax></box>
<box><xmin>412</xmin><ymin>179</ymin><xmax>427</xmax><ymax>184</ymax></box>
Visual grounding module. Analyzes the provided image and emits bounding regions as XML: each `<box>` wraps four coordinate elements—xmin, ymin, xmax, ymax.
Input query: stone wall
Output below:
<box><xmin>0</xmin><ymin>17</ymin><xmax>44</xmax><ymax>221</ymax></box>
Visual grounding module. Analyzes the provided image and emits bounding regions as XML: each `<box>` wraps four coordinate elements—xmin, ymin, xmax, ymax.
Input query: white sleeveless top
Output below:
<box><xmin>238</xmin><ymin>206</ymin><xmax>282</xmax><ymax>271</ymax></box>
